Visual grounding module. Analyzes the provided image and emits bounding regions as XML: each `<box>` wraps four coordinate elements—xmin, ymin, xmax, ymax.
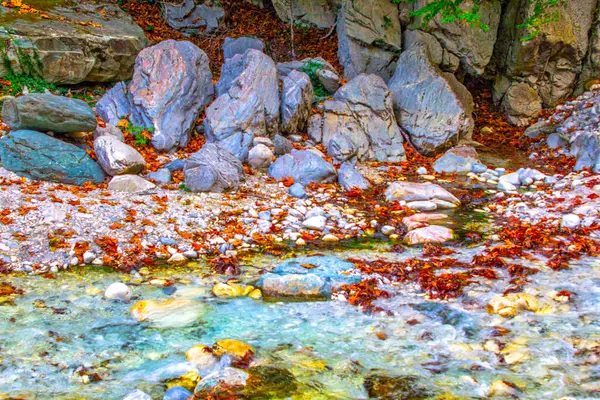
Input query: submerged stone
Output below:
<box><xmin>364</xmin><ymin>374</ymin><xmax>433</xmax><ymax>400</ymax></box>
<box><xmin>257</xmin><ymin>256</ymin><xmax>361</xmax><ymax>298</ymax></box>
<box><xmin>131</xmin><ymin>298</ymin><xmax>208</xmax><ymax>328</ymax></box>
<box><xmin>243</xmin><ymin>366</ymin><xmax>298</xmax><ymax>398</ymax></box>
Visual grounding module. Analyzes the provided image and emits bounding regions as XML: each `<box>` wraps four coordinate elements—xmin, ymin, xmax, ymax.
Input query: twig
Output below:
<box><xmin>321</xmin><ymin>21</ymin><xmax>337</xmax><ymax>40</ymax></box>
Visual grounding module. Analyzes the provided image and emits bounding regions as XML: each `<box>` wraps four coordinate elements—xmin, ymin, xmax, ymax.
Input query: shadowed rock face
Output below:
<box><xmin>165</xmin><ymin>0</ymin><xmax>224</xmax><ymax>33</ymax></box>
<box><xmin>204</xmin><ymin>49</ymin><xmax>279</xmax><ymax>161</ymax></box>
<box><xmin>183</xmin><ymin>143</ymin><xmax>245</xmax><ymax>193</ymax></box>
<box><xmin>0</xmin><ymin>130</ymin><xmax>105</xmax><ymax>185</ymax></box>
<box><xmin>96</xmin><ymin>40</ymin><xmax>214</xmax><ymax>153</ymax></box>
<box><xmin>0</xmin><ymin>3</ymin><xmax>149</xmax><ymax>85</ymax></box>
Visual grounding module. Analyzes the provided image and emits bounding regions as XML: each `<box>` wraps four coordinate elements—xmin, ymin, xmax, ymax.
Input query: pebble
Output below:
<box><xmin>295</xmin><ymin>238</ymin><xmax>306</xmax><ymax>246</ymax></box>
<box><xmin>381</xmin><ymin>225</ymin><xmax>395</xmax><ymax>236</ymax></box>
<box><xmin>322</xmin><ymin>234</ymin><xmax>339</xmax><ymax>242</ymax></box>
<box><xmin>416</xmin><ymin>167</ymin><xmax>428</xmax><ymax>175</ymax></box>
<box><xmin>561</xmin><ymin>214</ymin><xmax>581</xmax><ymax>229</ymax></box>
<box><xmin>104</xmin><ymin>282</ymin><xmax>131</xmax><ymax>302</ymax></box>
<box><xmin>498</xmin><ymin>180</ymin><xmax>517</xmax><ymax>192</ymax></box>
<box><xmin>302</xmin><ymin>216</ymin><xmax>327</xmax><ymax>231</ymax></box>
<box><xmin>289</xmin><ymin>183</ymin><xmax>307</xmax><ymax>199</ymax></box>
<box><xmin>168</xmin><ymin>253</ymin><xmax>187</xmax><ymax>264</ymax></box>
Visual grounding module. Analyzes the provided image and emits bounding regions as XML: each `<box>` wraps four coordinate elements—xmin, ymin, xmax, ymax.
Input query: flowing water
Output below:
<box><xmin>0</xmin><ymin>242</ymin><xmax>599</xmax><ymax>399</ymax></box>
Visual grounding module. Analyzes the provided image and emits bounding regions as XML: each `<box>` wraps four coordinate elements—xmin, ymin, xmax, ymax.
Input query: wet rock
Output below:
<box><xmin>364</xmin><ymin>374</ymin><xmax>433</xmax><ymax>400</ymax></box>
<box><xmin>165</xmin><ymin>0</ymin><xmax>224</xmax><ymax>33</ymax></box>
<box><xmin>194</xmin><ymin>368</ymin><xmax>249</xmax><ymax>397</ymax></box>
<box><xmin>311</xmin><ymin>74</ymin><xmax>405</xmax><ymax>163</ymax></box>
<box><xmin>433</xmin><ymin>145</ymin><xmax>481</xmax><ymax>175</ymax></box>
<box><xmin>281</xmin><ymin>70</ymin><xmax>313</xmax><ymax>135</ymax></box>
<box><xmin>269</xmin><ymin>150</ymin><xmax>337</xmax><ymax>186</ymax></box>
<box><xmin>389</xmin><ymin>46</ymin><xmax>474</xmax><ymax>155</ymax></box>
<box><xmin>488</xmin><ymin>380</ymin><xmax>519</xmax><ymax>397</ymax></box>
<box><xmin>404</xmin><ymin>226</ymin><xmax>454</xmax><ymax>245</ymax></box>
<box><xmin>131</xmin><ymin>298</ymin><xmax>208</xmax><ymax>328</ymax></box>
<box><xmin>244</xmin><ymin>366</ymin><xmax>298</xmax><ymax>398</ymax></box>
<box><xmin>272</xmin><ymin>0</ymin><xmax>335</xmax><ymax>29</ymax></box>
<box><xmin>104</xmin><ymin>282</ymin><xmax>131</xmax><ymax>302</ymax></box>
<box><xmin>205</xmin><ymin>49</ymin><xmax>279</xmax><ymax>161</ymax></box>
<box><xmin>402</xmin><ymin>213</ymin><xmax>449</xmax><ymax>230</ymax></box>
<box><xmin>337</xmin><ymin>0</ymin><xmax>402</xmax><ymax>81</ymax></box>
<box><xmin>94</xmin><ymin>125</ymin><xmax>124</xmax><ymax>142</ymax></box>
<box><xmin>277</xmin><ymin>58</ymin><xmax>341</xmax><ymax>94</ymax></box>
<box><xmin>186</xmin><ymin>344</ymin><xmax>219</xmax><ymax>370</ymax></box>
<box><xmin>94</xmin><ymin>136</ymin><xmax>146</xmax><ymax>176</ymax></box>
<box><xmin>123</xmin><ymin>389</ymin><xmax>152</xmax><ymax>400</ymax></box>
<box><xmin>487</xmin><ymin>293</ymin><xmax>539</xmax><ymax>317</ymax></box>
<box><xmin>248</xmin><ymin>144</ymin><xmax>274</xmax><ymax>170</ymax></box>
<box><xmin>108</xmin><ymin>175</ymin><xmax>155</xmax><ymax>193</ymax></box>
<box><xmin>3</xmin><ymin>93</ymin><xmax>97</xmax><ymax>133</ymax></box>
<box><xmin>97</xmin><ymin>40</ymin><xmax>214</xmax><ymax>152</ymax></box>
<box><xmin>163</xmin><ymin>386</ymin><xmax>192</xmax><ymax>400</ymax></box>
<box><xmin>183</xmin><ymin>143</ymin><xmax>244</xmax><ymax>193</ymax></box>
<box><xmin>289</xmin><ymin>183</ymin><xmax>307</xmax><ymax>199</ymax></box>
<box><xmin>0</xmin><ymin>3</ymin><xmax>149</xmax><ymax>85</ymax></box>
<box><xmin>213</xmin><ymin>339</ymin><xmax>255</xmax><ymax>361</ymax></box>
<box><xmin>0</xmin><ymin>130</ymin><xmax>105</xmax><ymax>185</ymax></box>
<box><xmin>338</xmin><ymin>162</ymin><xmax>371</xmax><ymax>191</ymax></box>
<box><xmin>223</xmin><ymin>36</ymin><xmax>265</xmax><ymax>60</ymax></box>
<box><xmin>147</xmin><ymin>168</ymin><xmax>171</xmax><ymax>184</ymax></box>
<box><xmin>212</xmin><ymin>282</ymin><xmax>261</xmax><ymax>299</ymax></box>
<box><xmin>257</xmin><ymin>256</ymin><xmax>361</xmax><ymax>298</ymax></box>
<box><xmin>273</xmin><ymin>134</ymin><xmax>293</xmax><ymax>155</ymax></box>
<box><xmin>385</xmin><ymin>181</ymin><xmax>460</xmax><ymax>207</ymax></box>
<box><xmin>166</xmin><ymin>372</ymin><xmax>201</xmax><ymax>393</ymax></box>
<box><xmin>501</xmin><ymin>82</ymin><xmax>542</xmax><ymax>126</ymax></box>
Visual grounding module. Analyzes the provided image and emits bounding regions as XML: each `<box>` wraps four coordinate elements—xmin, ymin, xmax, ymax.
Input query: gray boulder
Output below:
<box><xmin>433</xmin><ymin>145</ymin><xmax>481</xmax><ymax>175</ymax></box>
<box><xmin>147</xmin><ymin>168</ymin><xmax>172</xmax><ymax>184</ymax></box>
<box><xmin>0</xmin><ymin>3</ymin><xmax>149</xmax><ymax>85</ymax></box>
<box><xmin>273</xmin><ymin>134</ymin><xmax>293</xmax><ymax>155</ymax></box>
<box><xmin>205</xmin><ymin>49</ymin><xmax>279</xmax><ymax>161</ymax></box>
<box><xmin>571</xmin><ymin>131</ymin><xmax>600</xmax><ymax>172</ymax></box>
<box><xmin>94</xmin><ymin>136</ymin><xmax>146</xmax><ymax>176</ymax></box>
<box><xmin>338</xmin><ymin>162</ymin><xmax>371</xmax><ymax>191</ymax></box>
<box><xmin>272</xmin><ymin>0</ymin><xmax>336</xmax><ymax>29</ymax></box>
<box><xmin>337</xmin><ymin>0</ymin><xmax>402</xmax><ymax>81</ymax></box>
<box><xmin>281</xmin><ymin>70</ymin><xmax>313</xmax><ymax>135</ymax></box>
<box><xmin>183</xmin><ymin>143</ymin><xmax>244</xmax><ymax>192</ymax></box>
<box><xmin>501</xmin><ymin>82</ymin><xmax>542</xmax><ymax>127</ymax></box>
<box><xmin>0</xmin><ymin>130</ymin><xmax>105</xmax><ymax>185</ymax></box>
<box><xmin>108</xmin><ymin>175</ymin><xmax>155</xmax><ymax>193</ymax></box>
<box><xmin>277</xmin><ymin>58</ymin><xmax>341</xmax><ymax>94</ymax></box>
<box><xmin>268</xmin><ymin>150</ymin><xmax>336</xmax><ymax>186</ymax></box>
<box><xmin>96</xmin><ymin>40</ymin><xmax>214</xmax><ymax>153</ymax></box>
<box><xmin>247</xmin><ymin>144</ymin><xmax>274</xmax><ymax>169</ymax></box>
<box><xmin>94</xmin><ymin>125</ymin><xmax>124</xmax><ymax>142</ymax></box>
<box><xmin>310</xmin><ymin>74</ymin><xmax>405</xmax><ymax>163</ymax></box>
<box><xmin>223</xmin><ymin>36</ymin><xmax>265</xmax><ymax>60</ymax></box>
<box><xmin>3</xmin><ymin>94</ymin><xmax>96</xmax><ymax>133</ymax></box>
<box><xmin>165</xmin><ymin>0</ymin><xmax>224</xmax><ymax>33</ymax></box>
<box><xmin>388</xmin><ymin>46</ymin><xmax>474</xmax><ymax>156</ymax></box>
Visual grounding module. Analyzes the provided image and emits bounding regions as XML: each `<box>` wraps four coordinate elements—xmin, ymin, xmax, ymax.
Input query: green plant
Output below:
<box><xmin>179</xmin><ymin>183</ymin><xmax>191</xmax><ymax>192</ymax></box>
<box><xmin>392</xmin><ymin>0</ymin><xmax>564</xmax><ymax>41</ymax></box>
<box><xmin>382</xmin><ymin>15</ymin><xmax>393</xmax><ymax>29</ymax></box>
<box><xmin>120</xmin><ymin>121</ymin><xmax>154</xmax><ymax>147</ymax></box>
<box><xmin>299</xmin><ymin>60</ymin><xmax>329</xmax><ymax>99</ymax></box>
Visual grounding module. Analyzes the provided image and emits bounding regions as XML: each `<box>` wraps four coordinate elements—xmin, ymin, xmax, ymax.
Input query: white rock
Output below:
<box><xmin>105</xmin><ymin>282</ymin><xmax>131</xmax><ymax>302</ymax></box>
<box><xmin>406</xmin><ymin>201</ymin><xmax>437</xmax><ymax>211</ymax></box>
<box><xmin>322</xmin><ymin>234</ymin><xmax>339</xmax><ymax>242</ymax></box>
<box><xmin>498</xmin><ymin>180</ymin><xmax>517</xmax><ymax>192</ymax></box>
<box><xmin>381</xmin><ymin>225</ymin><xmax>395</xmax><ymax>236</ymax></box>
<box><xmin>168</xmin><ymin>253</ymin><xmax>187</xmax><ymax>264</ymax></box>
<box><xmin>248</xmin><ymin>144</ymin><xmax>274</xmax><ymax>169</ymax></box>
<box><xmin>302</xmin><ymin>216</ymin><xmax>327</xmax><ymax>231</ymax></box>
<box><xmin>561</xmin><ymin>214</ymin><xmax>581</xmax><ymax>230</ymax></box>
<box><xmin>417</xmin><ymin>167</ymin><xmax>428</xmax><ymax>175</ymax></box>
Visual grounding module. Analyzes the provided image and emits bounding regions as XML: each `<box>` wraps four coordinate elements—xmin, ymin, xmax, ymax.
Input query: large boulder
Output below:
<box><xmin>223</xmin><ymin>36</ymin><xmax>265</xmax><ymax>60</ymax></box>
<box><xmin>257</xmin><ymin>256</ymin><xmax>361</xmax><ymax>298</ymax></box>
<box><xmin>492</xmin><ymin>0</ymin><xmax>597</xmax><ymax>110</ymax></box>
<box><xmin>0</xmin><ymin>130</ymin><xmax>105</xmax><ymax>185</ymax></box>
<box><xmin>165</xmin><ymin>0</ymin><xmax>224</xmax><ymax>33</ymax></box>
<box><xmin>433</xmin><ymin>145</ymin><xmax>481</xmax><ymax>175</ymax></box>
<box><xmin>96</xmin><ymin>40</ymin><xmax>214</xmax><ymax>153</ymax></box>
<box><xmin>338</xmin><ymin>162</ymin><xmax>371</xmax><ymax>191</ymax></box>
<box><xmin>205</xmin><ymin>49</ymin><xmax>279</xmax><ymax>161</ymax></box>
<box><xmin>337</xmin><ymin>0</ymin><xmax>402</xmax><ymax>81</ymax></box>
<box><xmin>2</xmin><ymin>94</ymin><xmax>96</xmax><ymax>133</ymax></box>
<box><xmin>268</xmin><ymin>150</ymin><xmax>336</xmax><ymax>186</ymax></box>
<box><xmin>0</xmin><ymin>3</ymin><xmax>149</xmax><ymax>85</ymax></box>
<box><xmin>272</xmin><ymin>0</ymin><xmax>336</xmax><ymax>29</ymax></box>
<box><xmin>501</xmin><ymin>82</ymin><xmax>542</xmax><ymax>126</ymax></box>
<box><xmin>309</xmin><ymin>74</ymin><xmax>406</xmax><ymax>163</ymax></box>
<box><xmin>403</xmin><ymin>0</ymin><xmax>502</xmax><ymax>75</ymax></box>
<box><xmin>388</xmin><ymin>46</ymin><xmax>474</xmax><ymax>156</ymax></box>
<box><xmin>94</xmin><ymin>136</ymin><xmax>146</xmax><ymax>176</ymax></box>
<box><xmin>281</xmin><ymin>70</ymin><xmax>313</xmax><ymax>135</ymax></box>
<box><xmin>183</xmin><ymin>143</ymin><xmax>244</xmax><ymax>193</ymax></box>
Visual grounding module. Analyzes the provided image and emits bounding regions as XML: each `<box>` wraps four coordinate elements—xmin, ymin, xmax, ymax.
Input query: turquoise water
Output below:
<box><xmin>0</xmin><ymin>249</ymin><xmax>599</xmax><ymax>399</ymax></box>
